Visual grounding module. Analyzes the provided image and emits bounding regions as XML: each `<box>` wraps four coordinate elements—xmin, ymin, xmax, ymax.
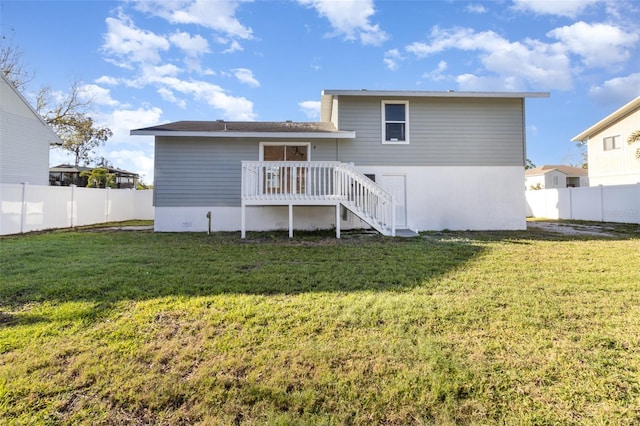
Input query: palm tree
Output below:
<box><xmin>629</xmin><ymin>130</ymin><xmax>640</xmax><ymax>159</ymax></box>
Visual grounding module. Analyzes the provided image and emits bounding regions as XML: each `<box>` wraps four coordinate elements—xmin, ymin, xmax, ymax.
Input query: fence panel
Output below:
<box><xmin>525</xmin><ymin>184</ymin><xmax>640</xmax><ymax>224</ymax></box>
<box><xmin>1</xmin><ymin>184</ymin><xmax>24</xmax><ymax>235</ymax></box>
<box><xmin>0</xmin><ymin>183</ymin><xmax>154</xmax><ymax>235</ymax></box>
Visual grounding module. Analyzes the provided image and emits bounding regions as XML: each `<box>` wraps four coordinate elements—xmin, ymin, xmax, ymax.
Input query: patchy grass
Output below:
<box><xmin>1</xmin><ymin>224</ymin><xmax>639</xmax><ymax>424</ymax></box>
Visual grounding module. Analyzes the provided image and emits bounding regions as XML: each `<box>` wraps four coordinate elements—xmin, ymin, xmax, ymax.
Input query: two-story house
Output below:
<box><xmin>572</xmin><ymin>96</ymin><xmax>640</xmax><ymax>186</ymax></box>
<box><xmin>132</xmin><ymin>89</ymin><xmax>548</xmax><ymax>237</ymax></box>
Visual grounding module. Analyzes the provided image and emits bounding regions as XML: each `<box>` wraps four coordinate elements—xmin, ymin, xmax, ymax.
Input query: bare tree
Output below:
<box><xmin>2</xmin><ymin>33</ymin><xmax>113</xmax><ymax>165</ymax></box>
<box><xmin>0</xmin><ymin>32</ymin><xmax>34</xmax><ymax>90</ymax></box>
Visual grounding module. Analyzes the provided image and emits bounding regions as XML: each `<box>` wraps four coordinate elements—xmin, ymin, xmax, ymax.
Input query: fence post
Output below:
<box><xmin>637</xmin><ymin>183</ymin><xmax>640</xmax><ymax>224</ymax></box>
<box><xmin>105</xmin><ymin>187</ymin><xmax>111</xmax><ymax>223</ymax></box>
<box><xmin>70</xmin><ymin>185</ymin><xmax>76</xmax><ymax>228</ymax></box>
<box><xmin>568</xmin><ymin>187</ymin><xmax>573</xmax><ymax>220</ymax></box>
<box><xmin>599</xmin><ymin>185</ymin><xmax>604</xmax><ymax>222</ymax></box>
<box><xmin>20</xmin><ymin>182</ymin><xmax>28</xmax><ymax>234</ymax></box>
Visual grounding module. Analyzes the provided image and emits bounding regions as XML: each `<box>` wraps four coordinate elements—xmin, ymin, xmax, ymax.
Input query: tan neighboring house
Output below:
<box><xmin>0</xmin><ymin>74</ymin><xmax>62</xmax><ymax>185</ymax></box>
<box><xmin>572</xmin><ymin>96</ymin><xmax>640</xmax><ymax>186</ymax></box>
<box><xmin>525</xmin><ymin>165</ymin><xmax>588</xmax><ymax>190</ymax></box>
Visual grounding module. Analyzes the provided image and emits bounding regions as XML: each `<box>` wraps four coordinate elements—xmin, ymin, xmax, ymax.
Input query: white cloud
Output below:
<box><xmin>232</xmin><ymin>68</ymin><xmax>260</xmax><ymax>87</ymax></box>
<box><xmin>465</xmin><ymin>3</ymin><xmax>487</xmax><ymax>14</ymax></box>
<box><xmin>157</xmin><ymin>77</ymin><xmax>255</xmax><ymax>120</ymax></box>
<box><xmin>406</xmin><ymin>27</ymin><xmax>573</xmax><ymax>90</ymax></box>
<box><xmin>299</xmin><ymin>100</ymin><xmax>321</xmax><ymax>119</ymax></box>
<box><xmin>512</xmin><ymin>0</ymin><xmax>601</xmax><ymax>18</ymax></box>
<box><xmin>102</xmin><ymin>12</ymin><xmax>170</xmax><ymax>66</ymax></box>
<box><xmin>139</xmin><ymin>63</ymin><xmax>182</xmax><ymax>82</ymax></box>
<box><xmin>547</xmin><ymin>22</ymin><xmax>638</xmax><ymax>68</ymax></box>
<box><xmin>589</xmin><ymin>72</ymin><xmax>640</xmax><ymax>105</ymax></box>
<box><xmin>132</xmin><ymin>0</ymin><xmax>253</xmax><ymax>39</ymax></box>
<box><xmin>422</xmin><ymin>60</ymin><xmax>448</xmax><ymax>81</ymax></box>
<box><xmin>169</xmin><ymin>31</ymin><xmax>210</xmax><ymax>56</ymax></box>
<box><xmin>78</xmin><ymin>84</ymin><xmax>121</xmax><ymax>107</ymax></box>
<box><xmin>107</xmin><ymin>149</ymin><xmax>155</xmax><ymax>183</ymax></box>
<box><xmin>157</xmin><ymin>87</ymin><xmax>187</xmax><ymax>108</ymax></box>
<box><xmin>95</xmin><ymin>75</ymin><xmax>119</xmax><ymax>85</ymax></box>
<box><xmin>222</xmin><ymin>39</ymin><xmax>244</xmax><ymax>54</ymax></box>
<box><xmin>383</xmin><ymin>49</ymin><xmax>402</xmax><ymax>71</ymax></box>
<box><xmin>107</xmin><ymin>106</ymin><xmax>164</xmax><ymax>143</ymax></box>
<box><xmin>298</xmin><ymin>0</ymin><xmax>388</xmax><ymax>45</ymax></box>
<box><xmin>456</xmin><ymin>74</ymin><xmax>526</xmax><ymax>92</ymax></box>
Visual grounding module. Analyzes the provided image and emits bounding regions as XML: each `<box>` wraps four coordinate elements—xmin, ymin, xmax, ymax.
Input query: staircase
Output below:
<box><xmin>241</xmin><ymin>161</ymin><xmax>396</xmax><ymax>237</ymax></box>
<box><xmin>334</xmin><ymin>163</ymin><xmax>395</xmax><ymax>236</ymax></box>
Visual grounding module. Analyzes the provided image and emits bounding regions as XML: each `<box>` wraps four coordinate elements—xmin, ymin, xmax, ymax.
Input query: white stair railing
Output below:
<box><xmin>334</xmin><ymin>163</ymin><xmax>395</xmax><ymax>236</ymax></box>
<box><xmin>241</xmin><ymin>161</ymin><xmax>395</xmax><ymax>236</ymax></box>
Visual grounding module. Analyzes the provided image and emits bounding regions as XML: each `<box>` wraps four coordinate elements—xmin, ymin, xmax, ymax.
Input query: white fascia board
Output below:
<box><xmin>571</xmin><ymin>96</ymin><xmax>640</xmax><ymax>142</ymax></box>
<box><xmin>130</xmin><ymin>130</ymin><xmax>356</xmax><ymax>139</ymax></box>
<box><xmin>322</xmin><ymin>89</ymin><xmax>550</xmax><ymax>99</ymax></box>
<box><xmin>1</xmin><ymin>74</ymin><xmax>63</xmax><ymax>145</ymax></box>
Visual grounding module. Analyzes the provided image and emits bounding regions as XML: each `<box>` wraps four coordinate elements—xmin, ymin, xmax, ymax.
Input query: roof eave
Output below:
<box><xmin>321</xmin><ymin>89</ymin><xmax>550</xmax><ymax>99</ymax></box>
<box><xmin>130</xmin><ymin>130</ymin><xmax>356</xmax><ymax>139</ymax></box>
<box><xmin>571</xmin><ymin>96</ymin><xmax>640</xmax><ymax>142</ymax></box>
<box><xmin>2</xmin><ymin>74</ymin><xmax>63</xmax><ymax>145</ymax></box>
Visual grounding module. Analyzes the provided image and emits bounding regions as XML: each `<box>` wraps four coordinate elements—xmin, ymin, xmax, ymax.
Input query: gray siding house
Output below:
<box><xmin>132</xmin><ymin>90</ymin><xmax>548</xmax><ymax>236</ymax></box>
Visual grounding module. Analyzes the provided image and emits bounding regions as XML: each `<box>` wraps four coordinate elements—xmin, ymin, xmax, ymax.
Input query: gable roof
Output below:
<box><xmin>131</xmin><ymin>120</ymin><xmax>356</xmax><ymax>139</ymax></box>
<box><xmin>525</xmin><ymin>165</ymin><xmax>588</xmax><ymax>177</ymax></box>
<box><xmin>0</xmin><ymin>73</ymin><xmax>62</xmax><ymax>146</ymax></box>
<box><xmin>571</xmin><ymin>96</ymin><xmax>640</xmax><ymax>142</ymax></box>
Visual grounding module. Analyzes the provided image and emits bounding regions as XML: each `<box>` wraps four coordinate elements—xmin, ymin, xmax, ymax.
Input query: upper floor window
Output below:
<box><xmin>382</xmin><ymin>101</ymin><xmax>409</xmax><ymax>144</ymax></box>
<box><xmin>603</xmin><ymin>135</ymin><xmax>621</xmax><ymax>151</ymax></box>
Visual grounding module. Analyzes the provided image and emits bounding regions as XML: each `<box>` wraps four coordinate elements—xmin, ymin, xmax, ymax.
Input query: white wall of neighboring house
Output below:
<box><xmin>0</xmin><ymin>75</ymin><xmax>60</xmax><ymax>185</ymax></box>
<box><xmin>586</xmin><ymin>107</ymin><xmax>640</xmax><ymax>186</ymax></box>
<box><xmin>525</xmin><ymin>170</ymin><xmax>589</xmax><ymax>190</ymax></box>
<box><xmin>525</xmin><ymin>173</ymin><xmax>545</xmax><ymax>190</ymax></box>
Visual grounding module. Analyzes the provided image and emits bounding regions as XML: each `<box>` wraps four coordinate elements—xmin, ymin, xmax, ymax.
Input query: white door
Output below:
<box><xmin>382</xmin><ymin>174</ymin><xmax>407</xmax><ymax>228</ymax></box>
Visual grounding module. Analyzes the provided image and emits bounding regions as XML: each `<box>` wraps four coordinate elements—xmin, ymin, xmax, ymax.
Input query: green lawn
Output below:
<box><xmin>1</xmin><ymin>223</ymin><xmax>639</xmax><ymax>425</ymax></box>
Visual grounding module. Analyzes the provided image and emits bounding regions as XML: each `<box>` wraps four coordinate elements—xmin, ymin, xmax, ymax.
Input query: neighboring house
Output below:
<box><xmin>525</xmin><ymin>165</ymin><xmax>588</xmax><ymax>190</ymax></box>
<box><xmin>572</xmin><ymin>96</ymin><xmax>640</xmax><ymax>186</ymax></box>
<box><xmin>49</xmin><ymin>164</ymin><xmax>139</xmax><ymax>188</ymax></box>
<box><xmin>132</xmin><ymin>89</ymin><xmax>548</xmax><ymax>236</ymax></box>
<box><xmin>0</xmin><ymin>74</ymin><xmax>62</xmax><ymax>185</ymax></box>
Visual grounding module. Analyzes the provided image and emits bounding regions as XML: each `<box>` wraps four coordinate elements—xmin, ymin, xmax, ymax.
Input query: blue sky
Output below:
<box><xmin>2</xmin><ymin>0</ymin><xmax>639</xmax><ymax>183</ymax></box>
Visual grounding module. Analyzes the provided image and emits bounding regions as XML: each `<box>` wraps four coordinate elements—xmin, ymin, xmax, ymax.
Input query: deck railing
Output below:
<box><xmin>241</xmin><ymin>161</ymin><xmax>395</xmax><ymax>236</ymax></box>
<box><xmin>241</xmin><ymin>161</ymin><xmax>341</xmax><ymax>201</ymax></box>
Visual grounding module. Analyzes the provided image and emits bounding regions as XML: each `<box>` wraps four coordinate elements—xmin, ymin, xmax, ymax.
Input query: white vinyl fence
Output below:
<box><xmin>1</xmin><ymin>183</ymin><xmax>154</xmax><ymax>235</ymax></box>
<box><xmin>525</xmin><ymin>183</ymin><xmax>640</xmax><ymax>224</ymax></box>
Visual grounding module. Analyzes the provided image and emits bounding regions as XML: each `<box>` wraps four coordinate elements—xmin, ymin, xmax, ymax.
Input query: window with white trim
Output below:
<box><xmin>603</xmin><ymin>135</ymin><xmax>621</xmax><ymax>151</ymax></box>
<box><xmin>382</xmin><ymin>101</ymin><xmax>409</xmax><ymax>144</ymax></box>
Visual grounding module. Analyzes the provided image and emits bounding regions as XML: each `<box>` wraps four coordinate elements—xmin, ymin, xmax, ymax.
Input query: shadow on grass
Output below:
<box><xmin>0</xmin><ymin>230</ymin><xmax>485</xmax><ymax>314</ymax></box>
<box><xmin>0</xmin><ymin>222</ymin><xmax>637</xmax><ymax>322</ymax></box>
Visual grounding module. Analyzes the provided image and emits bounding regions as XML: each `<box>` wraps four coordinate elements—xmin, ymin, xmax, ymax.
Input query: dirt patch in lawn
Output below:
<box><xmin>527</xmin><ymin>221</ymin><xmax>638</xmax><ymax>237</ymax></box>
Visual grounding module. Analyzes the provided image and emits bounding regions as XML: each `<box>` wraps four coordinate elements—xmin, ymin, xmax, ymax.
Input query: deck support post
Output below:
<box><xmin>241</xmin><ymin>203</ymin><xmax>246</xmax><ymax>239</ymax></box>
<box><xmin>336</xmin><ymin>204</ymin><xmax>341</xmax><ymax>238</ymax></box>
<box><xmin>288</xmin><ymin>204</ymin><xmax>293</xmax><ymax>238</ymax></box>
